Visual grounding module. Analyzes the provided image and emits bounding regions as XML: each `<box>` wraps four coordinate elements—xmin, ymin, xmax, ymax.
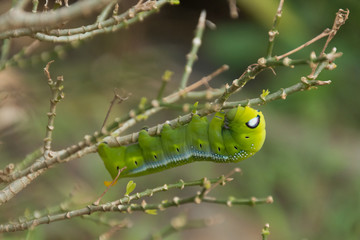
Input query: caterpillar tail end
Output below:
<box><xmin>104</xmin><ymin>179</ymin><xmax>118</xmax><ymax>187</ymax></box>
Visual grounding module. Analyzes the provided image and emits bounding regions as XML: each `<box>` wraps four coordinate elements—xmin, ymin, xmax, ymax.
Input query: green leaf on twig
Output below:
<box><xmin>145</xmin><ymin>209</ymin><xmax>158</xmax><ymax>215</ymax></box>
<box><xmin>125</xmin><ymin>180</ymin><xmax>136</xmax><ymax>196</ymax></box>
<box><xmin>260</xmin><ymin>89</ymin><xmax>270</xmax><ymax>101</ymax></box>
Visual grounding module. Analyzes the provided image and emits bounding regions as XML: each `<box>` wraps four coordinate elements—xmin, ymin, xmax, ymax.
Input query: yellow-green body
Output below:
<box><xmin>98</xmin><ymin>106</ymin><xmax>266</xmax><ymax>179</ymax></box>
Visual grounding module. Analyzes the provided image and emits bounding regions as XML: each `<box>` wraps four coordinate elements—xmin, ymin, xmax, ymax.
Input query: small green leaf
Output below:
<box><xmin>135</xmin><ymin>114</ymin><xmax>148</xmax><ymax>121</ymax></box>
<box><xmin>260</xmin><ymin>89</ymin><xmax>270</xmax><ymax>101</ymax></box>
<box><xmin>145</xmin><ymin>209</ymin><xmax>158</xmax><ymax>215</ymax></box>
<box><xmin>162</xmin><ymin>70</ymin><xmax>174</xmax><ymax>82</ymax></box>
<box><xmin>191</xmin><ymin>102</ymin><xmax>199</xmax><ymax>114</ymax></box>
<box><xmin>125</xmin><ymin>180</ymin><xmax>136</xmax><ymax>196</ymax></box>
<box><xmin>138</xmin><ymin>97</ymin><xmax>147</xmax><ymax>110</ymax></box>
<box><xmin>169</xmin><ymin>0</ymin><xmax>180</xmax><ymax>5</ymax></box>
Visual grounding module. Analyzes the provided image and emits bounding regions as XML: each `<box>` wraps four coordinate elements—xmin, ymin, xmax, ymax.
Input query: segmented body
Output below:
<box><xmin>98</xmin><ymin>106</ymin><xmax>266</xmax><ymax>179</ymax></box>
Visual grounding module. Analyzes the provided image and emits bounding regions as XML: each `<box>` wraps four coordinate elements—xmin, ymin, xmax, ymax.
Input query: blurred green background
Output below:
<box><xmin>0</xmin><ymin>0</ymin><xmax>359</xmax><ymax>239</ymax></box>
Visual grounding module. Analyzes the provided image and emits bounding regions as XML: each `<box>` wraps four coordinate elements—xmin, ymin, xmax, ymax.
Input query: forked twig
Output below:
<box><xmin>93</xmin><ymin>166</ymin><xmax>127</xmax><ymax>206</ymax></box>
<box><xmin>101</xmin><ymin>89</ymin><xmax>130</xmax><ymax>134</ymax></box>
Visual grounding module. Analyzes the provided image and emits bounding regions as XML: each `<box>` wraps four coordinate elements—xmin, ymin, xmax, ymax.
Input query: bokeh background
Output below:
<box><xmin>0</xmin><ymin>0</ymin><xmax>359</xmax><ymax>239</ymax></box>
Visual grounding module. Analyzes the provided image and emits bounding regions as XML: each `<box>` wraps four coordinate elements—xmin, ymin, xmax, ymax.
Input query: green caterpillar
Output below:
<box><xmin>98</xmin><ymin>106</ymin><xmax>266</xmax><ymax>179</ymax></box>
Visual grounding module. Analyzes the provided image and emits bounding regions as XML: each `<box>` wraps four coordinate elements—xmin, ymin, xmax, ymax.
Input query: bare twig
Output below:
<box><xmin>93</xmin><ymin>166</ymin><xmax>127</xmax><ymax>206</ymax></box>
<box><xmin>179</xmin><ymin>10</ymin><xmax>207</xmax><ymax>89</ymax></box>
<box><xmin>0</xmin><ymin>0</ymin><xmax>172</xmax><ymax>41</ymax></box>
<box><xmin>43</xmin><ymin>61</ymin><xmax>65</xmax><ymax>160</ymax></box>
<box><xmin>0</xmin><ymin>174</ymin><xmax>271</xmax><ymax>233</ymax></box>
<box><xmin>156</xmin><ymin>70</ymin><xmax>174</xmax><ymax>100</ymax></box>
<box><xmin>266</xmin><ymin>0</ymin><xmax>284</xmax><ymax>58</ymax></box>
<box><xmin>101</xmin><ymin>90</ymin><xmax>129</xmax><ymax>134</ymax></box>
<box><xmin>309</xmin><ymin>8</ymin><xmax>349</xmax><ymax>78</ymax></box>
<box><xmin>164</xmin><ymin>64</ymin><xmax>229</xmax><ymax>102</ymax></box>
<box><xmin>276</xmin><ymin>29</ymin><xmax>331</xmax><ymax>60</ymax></box>
<box><xmin>0</xmin><ymin>0</ymin><xmax>113</xmax><ymax>32</ymax></box>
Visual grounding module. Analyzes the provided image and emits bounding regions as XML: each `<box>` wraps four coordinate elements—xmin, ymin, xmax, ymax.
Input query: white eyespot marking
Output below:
<box><xmin>246</xmin><ymin>115</ymin><xmax>260</xmax><ymax>129</ymax></box>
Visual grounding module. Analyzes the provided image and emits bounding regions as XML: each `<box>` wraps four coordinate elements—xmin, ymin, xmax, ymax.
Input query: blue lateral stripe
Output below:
<box><xmin>128</xmin><ymin>148</ymin><xmax>233</xmax><ymax>175</ymax></box>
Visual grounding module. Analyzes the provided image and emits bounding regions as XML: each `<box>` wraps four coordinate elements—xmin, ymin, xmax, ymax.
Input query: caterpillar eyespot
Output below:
<box><xmin>246</xmin><ymin>115</ymin><xmax>260</xmax><ymax>129</ymax></box>
<box><xmin>98</xmin><ymin>106</ymin><xmax>266</xmax><ymax>180</ymax></box>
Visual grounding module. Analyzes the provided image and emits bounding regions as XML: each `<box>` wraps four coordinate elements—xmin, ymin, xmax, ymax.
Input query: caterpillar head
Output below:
<box><xmin>226</xmin><ymin>106</ymin><xmax>266</xmax><ymax>153</ymax></box>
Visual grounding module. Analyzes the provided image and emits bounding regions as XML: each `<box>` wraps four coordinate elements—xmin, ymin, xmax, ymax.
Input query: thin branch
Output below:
<box><xmin>101</xmin><ymin>90</ymin><xmax>129</xmax><ymax>134</ymax></box>
<box><xmin>156</xmin><ymin>70</ymin><xmax>173</xmax><ymax>100</ymax></box>
<box><xmin>0</xmin><ymin>0</ymin><xmax>114</xmax><ymax>32</ymax></box>
<box><xmin>0</xmin><ymin>174</ymin><xmax>271</xmax><ymax>233</ymax></box>
<box><xmin>266</xmin><ymin>0</ymin><xmax>284</xmax><ymax>58</ymax></box>
<box><xmin>0</xmin><ymin>170</ymin><xmax>43</xmax><ymax>205</ymax></box>
<box><xmin>14</xmin><ymin>148</ymin><xmax>43</xmax><ymax>171</ymax></box>
<box><xmin>10</xmin><ymin>0</ymin><xmax>172</xmax><ymax>43</ymax></box>
<box><xmin>276</xmin><ymin>29</ymin><xmax>331</xmax><ymax>60</ymax></box>
<box><xmin>96</xmin><ymin>0</ymin><xmax>118</xmax><ymax>23</ymax></box>
<box><xmin>214</xmin><ymin>63</ymin><xmax>264</xmax><ymax>108</ymax></box>
<box><xmin>43</xmin><ymin>61</ymin><xmax>65</xmax><ymax>160</ymax></box>
<box><xmin>164</xmin><ymin>64</ymin><xmax>229</xmax><ymax>102</ymax></box>
<box><xmin>309</xmin><ymin>8</ymin><xmax>349</xmax><ymax>78</ymax></box>
<box><xmin>179</xmin><ymin>10</ymin><xmax>207</xmax><ymax>89</ymax></box>
<box><xmin>93</xmin><ymin>167</ymin><xmax>127</xmax><ymax>206</ymax></box>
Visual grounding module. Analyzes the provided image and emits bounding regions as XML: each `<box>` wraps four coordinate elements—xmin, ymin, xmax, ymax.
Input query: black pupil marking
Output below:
<box><xmin>246</xmin><ymin>115</ymin><xmax>260</xmax><ymax>129</ymax></box>
<box><xmin>218</xmin><ymin>147</ymin><xmax>221</xmax><ymax>152</ymax></box>
<box><xmin>245</xmin><ymin>136</ymin><xmax>249</xmax><ymax>139</ymax></box>
<box><xmin>134</xmin><ymin>161</ymin><xmax>138</xmax><ymax>166</ymax></box>
<box><xmin>116</xmin><ymin>166</ymin><xmax>119</xmax><ymax>170</ymax></box>
<box><xmin>154</xmin><ymin>155</ymin><xmax>157</xmax><ymax>159</ymax></box>
<box><xmin>199</xmin><ymin>144</ymin><xmax>202</xmax><ymax>148</ymax></box>
<box><xmin>176</xmin><ymin>148</ymin><xmax>180</xmax><ymax>152</ymax></box>
<box><xmin>234</xmin><ymin>146</ymin><xmax>238</xmax><ymax>150</ymax></box>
